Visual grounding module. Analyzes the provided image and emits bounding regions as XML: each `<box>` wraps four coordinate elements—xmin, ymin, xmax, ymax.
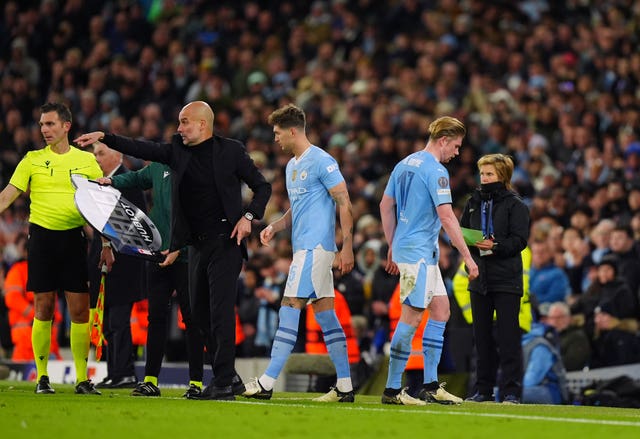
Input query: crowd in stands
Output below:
<box><xmin>2</xmin><ymin>0</ymin><xmax>640</xmax><ymax>381</ymax></box>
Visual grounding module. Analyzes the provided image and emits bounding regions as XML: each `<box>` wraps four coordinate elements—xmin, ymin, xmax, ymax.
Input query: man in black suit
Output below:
<box><xmin>90</xmin><ymin>143</ymin><xmax>146</xmax><ymax>389</ymax></box>
<box><xmin>75</xmin><ymin>101</ymin><xmax>272</xmax><ymax>400</ymax></box>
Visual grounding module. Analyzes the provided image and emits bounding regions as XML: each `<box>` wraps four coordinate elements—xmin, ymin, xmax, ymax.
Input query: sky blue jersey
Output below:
<box><xmin>286</xmin><ymin>145</ymin><xmax>344</xmax><ymax>252</ymax></box>
<box><xmin>384</xmin><ymin>150</ymin><xmax>452</xmax><ymax>264</ymax></box>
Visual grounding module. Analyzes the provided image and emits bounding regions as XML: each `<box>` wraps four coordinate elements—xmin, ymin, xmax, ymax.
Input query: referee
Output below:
<box><xmin>0</xmin><ymin>102</ymin><xmax>106</xmax><ymax>395</ymax></box>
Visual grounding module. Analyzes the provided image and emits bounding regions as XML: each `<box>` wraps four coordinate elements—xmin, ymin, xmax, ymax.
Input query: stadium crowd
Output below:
<box><xmin>1</xmin><ymin>0</ymin><xmax>640</xmax><ymax>388</ymax></box>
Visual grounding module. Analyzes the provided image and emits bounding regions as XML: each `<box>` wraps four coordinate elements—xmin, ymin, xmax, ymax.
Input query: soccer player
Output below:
<box><xmin>379</xmin><ymin>116</ymin><xmax>479</xmax><ymax>405</ymax></box>
<box><xmin>243</xmin><ymin>104</ymin><xmax>356</xmax><ymax>402</ymax></box>
<box><xmin>0</xmin><ymin>102</ymin><xmax>106</xmax><ymax>395</ymax></box>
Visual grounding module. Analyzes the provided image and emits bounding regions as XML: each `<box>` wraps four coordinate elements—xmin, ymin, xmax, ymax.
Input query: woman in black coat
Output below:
<box><xmin>460</xmin><ymin>154</ymin><xmax>530</xmax><ymax>403</ymax></box>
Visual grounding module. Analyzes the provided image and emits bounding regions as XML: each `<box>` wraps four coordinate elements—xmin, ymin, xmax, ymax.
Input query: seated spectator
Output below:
<box><xmin>521</xmin><ymin>322</ymin><xmax>570</xmax><ymax>405</ymax></box>
<box><xmin>530</xmin><ymin>240</ymin><xmax>571</xmax><ymax>306</ymax></box>
<box><xmin>609</xmin><ymin>225</ymin><xmax>640</xmax><ymax>307</ymax></box>
<box><xmin>571</xmin><ymin>256</ymin><xmax>640</xmax><ymax>367</ymax></box>
<box><xmin>542</xmin><ymin>302</ymin><xmax>591</xmax><ymax>371</ymax></box>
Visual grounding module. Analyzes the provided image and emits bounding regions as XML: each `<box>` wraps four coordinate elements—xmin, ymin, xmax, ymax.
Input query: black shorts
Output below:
<box><xmin>27</xmin><ymin>223</ymin><xmax>90</xmax><ymax>293</ymax></box>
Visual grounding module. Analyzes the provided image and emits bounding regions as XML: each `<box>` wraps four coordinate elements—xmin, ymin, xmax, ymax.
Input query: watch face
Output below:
<box><xmin>245</xmin><ymin>212</ymin><xmax>254</xmax><ymax>221</ymax></box>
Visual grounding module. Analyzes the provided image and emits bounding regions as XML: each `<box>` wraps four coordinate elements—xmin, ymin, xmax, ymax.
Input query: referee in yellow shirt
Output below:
<box><xmin>0</xmin><ymin>102</ymin><xmax>107</xmax><ymax>395</ymax></box>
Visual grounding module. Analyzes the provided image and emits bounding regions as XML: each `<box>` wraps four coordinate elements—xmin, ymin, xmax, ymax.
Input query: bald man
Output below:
<box><xmin>76</xmin><ymin>101</ymin><xmax>272</xmax><ymax>400</ymax></box>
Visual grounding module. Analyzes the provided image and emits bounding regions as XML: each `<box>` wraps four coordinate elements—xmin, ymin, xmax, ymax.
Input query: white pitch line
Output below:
<box><xmin>231</xmin><ymin>399</ymin><xmax>640</xmax><ymax>427</ymax></box>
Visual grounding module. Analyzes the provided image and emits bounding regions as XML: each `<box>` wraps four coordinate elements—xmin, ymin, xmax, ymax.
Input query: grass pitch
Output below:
<box><xmin>1</xmin><ymin>380</ymin><xmax>639</xmax><ymax>439</ymax></box>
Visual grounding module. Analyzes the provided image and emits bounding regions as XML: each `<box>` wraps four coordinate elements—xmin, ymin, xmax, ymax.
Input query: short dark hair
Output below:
<box><xmin>267</xmin><ymin>104</ymin><xmax>305</xmax><ymax>130</ymax></box>
<box><xmin>40</xmin><ymin>102</ymin><xmax>72</xmax><ymax>124</ymax></box>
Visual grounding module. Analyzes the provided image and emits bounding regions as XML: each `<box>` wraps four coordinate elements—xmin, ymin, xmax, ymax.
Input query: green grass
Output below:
<box><xmin>1</xmin><ymin>381</ymin><xmax>639</xmax><ymax>439</ymax></box>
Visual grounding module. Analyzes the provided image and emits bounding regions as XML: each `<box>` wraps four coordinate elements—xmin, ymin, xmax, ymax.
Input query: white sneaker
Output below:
<box><xmin>418</xmin><ymin>382</ymin><xmax>463</xmax><ymax>405</ymax></box>
<box><xmin>242</xmin><ymin>377</ymin><xmax>272</xmax><ymax>400</ymax></box>
<box><xmin>381</xmin><ymin>388</ymin><xmax>427</xmax><ymax>406</ymax></box>
<box><xmin>312</xmin><ymin>386</ymin><xmax>355</xmax><ymax>402</ymax></box>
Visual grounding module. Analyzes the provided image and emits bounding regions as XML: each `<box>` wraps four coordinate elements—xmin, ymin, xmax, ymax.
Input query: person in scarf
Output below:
<box><xmin>460</xmin><ymin>153</ymin><xmax>530</xmax><ymax>404</ymax></box>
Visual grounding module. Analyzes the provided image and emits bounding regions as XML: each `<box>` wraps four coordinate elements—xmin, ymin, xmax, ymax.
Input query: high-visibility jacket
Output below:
<box><xmin>453</xmin><ymin>247</ymin><xmax>532</xmax><ymax>332</ymax></box>
<box><xmin>388</xmin><ymin>283</ymin><xmax>429</xmax><ymax>371</ymax></box>
<box><xmin>130</xmin><ymin>299</ymin><xmax>149</xmax><ymax>346</ymax></box>
<box><xmin>4</xmin><ymin>260</ymin><xmax>62</xmax><ymax>361</ymax></box>
<box><xmin>176</xmin><ymin>305</ymin><xmax>245</xmax><ymax>346</ymax></box>
<box><xmin>306</xmin><ymin>290</ymin><xmax>360</xmax><ymax>364</ymax></box>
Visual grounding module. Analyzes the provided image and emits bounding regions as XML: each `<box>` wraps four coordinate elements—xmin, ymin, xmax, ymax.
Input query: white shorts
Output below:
<box><xmin>284</xmin><ymin>247</ymin><xmax>336</xmax><ymax>299</ymax></box>
<box><xmin>397</xmin><ymin>260</ymin><xmax>447</xmax><ymax>309</ymax></box>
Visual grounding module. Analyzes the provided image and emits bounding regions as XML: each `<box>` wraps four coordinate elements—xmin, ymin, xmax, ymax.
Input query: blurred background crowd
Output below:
<box><xmin>1</xmin><ymin>0</ymin><xmax>640</xmax><ymax>385</ymax></box>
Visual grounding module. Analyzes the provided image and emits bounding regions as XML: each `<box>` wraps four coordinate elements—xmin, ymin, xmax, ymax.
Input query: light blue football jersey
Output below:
<box><xmin>384</xmin><ymin>150</ymin><xmax>452</xmax><ymax>264</ymax></box>
<box><xmin>286</xmin><ymin>145</ymin><xmax>344</xmax><ymax>252</ymax></box>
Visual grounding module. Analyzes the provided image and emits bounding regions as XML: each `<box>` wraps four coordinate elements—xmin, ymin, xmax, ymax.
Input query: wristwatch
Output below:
<box><xmin>244</xmin><ymin>212</ymin><xmax>255</xmax><ymax>221</ymax></box>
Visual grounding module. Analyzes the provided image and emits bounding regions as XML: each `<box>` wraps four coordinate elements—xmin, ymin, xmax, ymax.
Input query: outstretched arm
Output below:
<box><xmin>0</xmin><ymin>184</ymin><xmax>22</xmax><ymax>214</ymax></box>
<box><xmin>329</xmin><ymin>181</ymin><xmax>354</xmax><ymax>274</ymax></box>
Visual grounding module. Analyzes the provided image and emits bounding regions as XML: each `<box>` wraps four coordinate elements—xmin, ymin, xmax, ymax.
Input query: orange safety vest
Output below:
<box><xmin>176</xmin><ymin>306</ymin><xmax>245</xmax><ymax>346</ymax></box>
<box><xmin>130</xmin><ymin>299</ymin><xmax>149</xmax><ymax>346</ymax></box>
<box><xmin>388</xmin><ymin>283</ymin><xmax>429</xmax><ymax>371</ymax></box>
<box><xmin>4</xmin><ymin>260</ymin><xmax>62</xmax><ymax>361</ymax></box>
<box><xmin>306</xmin><ymin>290</ymin><xmax>360</xmax><ymax>364</ymax></box>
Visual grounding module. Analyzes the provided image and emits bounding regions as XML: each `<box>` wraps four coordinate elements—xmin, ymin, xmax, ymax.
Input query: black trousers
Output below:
<box><xmin>189</xmin><ymin>235</ymin><xmax>242</xmax><ymax>388</ymax></box>
<box><xmin>145</xmin><ymin>260</ymin><xmax>204</xmax><ymax>382</ymax></box>
<box><xmin>469</xmin><ymin>291</ymin><xmax>523</xmax><ymax>400</ymax></box>
<box><xmin>104</xmin><ymin>302</ymin><xmax>136</xmax><ymax>380</ymax></box>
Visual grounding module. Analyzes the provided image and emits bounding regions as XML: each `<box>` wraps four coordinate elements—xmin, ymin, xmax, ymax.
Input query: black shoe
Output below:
<box><xmin>231</xmin><ymin>374</ymin><xmax>246</xmax><ymax>396</ymax></box>
<box><xmin>111</xmin><ymin>375</ymin><xmax>138</xmax><ymax>388</ymax></box>
<box><xmin>190</xmin><ymin>384</ymin><xmax>235</xmax><ymax>401</ymax></box>
<box><xmin>182</xmin><ymin>384</ymin><xmax>201</xmax><ymax>398</ymax></box>
<box><xmin>502</xmin><ymin>394</ymin><xmax>520</xmax><ymax>404</ymax></box>
<box><xmin>35</xmin><ymin>375</ymin><xmax>55</xmax><ymax>394</ymax></box>
<box><xmin>465</xmin><ymin>392</ymin><xmax>494</xmax><ymax>402</ymax></box>
<box><xmin>132</xmin><ymin>381</ymin><xmax>161</xmax><ymax>397</ymax></box>
<box><xmin>95</xmin><ymin>377</ymin><xmax>113</xmax><ymax>389</ymax></box>
<box><xmin>75</xmin><ymin>380</ymin><xmax>101</xmax><ymax>395</ymax></box>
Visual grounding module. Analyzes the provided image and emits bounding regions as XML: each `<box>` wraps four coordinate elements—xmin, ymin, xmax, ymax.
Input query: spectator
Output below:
<box><xmin>543</xmin><ymin>301</ymin><xmax>591</xmax><ymax>372</ymax></box>
<box><xmin>530</xmin><ymin>240</ymin><xmax>571</xmax><ymax>306</ymax></box>
<box><xmin>521</xmin><ymin>322</ymin><xmax>570</xmax><ymax>405</ymax></box>
<box><xmin>571</xmin><ymin>256</ymin><xmax>640</xmax><ymax>367</ymax></box>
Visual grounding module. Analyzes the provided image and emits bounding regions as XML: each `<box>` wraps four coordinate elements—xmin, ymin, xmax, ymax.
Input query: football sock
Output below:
<box><xmin>422</xmin><ymin>319</ymin><xmax>446</xmax><ymax>384</ymax></box>
<box><xmin>144</xmin><ymin>376</ymin><xmax>159</xmax><ymax>386</ymax></box>
<box><xmin>70</xmin><ymin>321</ymin><xmax>91</xmax><ymax>383</ymax></box>
<box><xmin>315</xmin><ymin>309</ymin><xmax>352</xmax><ymax>392</ymax></box>
<box><xmin>385</xmin><ymin>321</ymin><xmax>416</xmax><ymax>389</ymax></box>
<box><xmin>264</xmin><ymin>306</ymin><xmax>301</xmax><ymax>384</ymax></box>
<box><xmin>188</xmin><ymin>380</ymin><xmax>202</xmax><ymax>389</ymax></box>
<box><xmin>32</xmin><ymin>318</ymin><xmax>52</xmax><ymax>380</ymax></box>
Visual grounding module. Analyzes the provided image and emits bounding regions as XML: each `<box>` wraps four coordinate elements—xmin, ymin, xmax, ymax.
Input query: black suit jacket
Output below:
<box><xmin>101</xmin><ymin>133</ymin><xmax>272</xmax><ymax>259</ymax></box>
<box><xmin>88</xmin><ymin>164</ymin><xmax>147</xmax><ymax>307</ymax></box>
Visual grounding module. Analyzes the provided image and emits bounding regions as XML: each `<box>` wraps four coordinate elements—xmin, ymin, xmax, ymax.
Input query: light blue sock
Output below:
<box><xmin>423</xmin><ymin>319</ymin><xmax>446</xmax><ymax>384</ymax></box>
<box><xmin>315</xmin><ymin>310</ymin><xmax>350</xmax><ymax>379</ymax></box>
<box><xmin>385</xmin><ymin>321</ymin><xmax>416</xmax><ymax>389</ymax></box>
<box><xmin>264</xmin><ymin>306</ymin><xmax>301</xmax><ymax>380</ymax></box>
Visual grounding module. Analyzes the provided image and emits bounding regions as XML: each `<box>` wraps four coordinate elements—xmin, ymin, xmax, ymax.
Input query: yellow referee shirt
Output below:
<box><xmin>9</xmin><ymin>145</ymin><xmax>102</xmax><ymax>230</ymax></box>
